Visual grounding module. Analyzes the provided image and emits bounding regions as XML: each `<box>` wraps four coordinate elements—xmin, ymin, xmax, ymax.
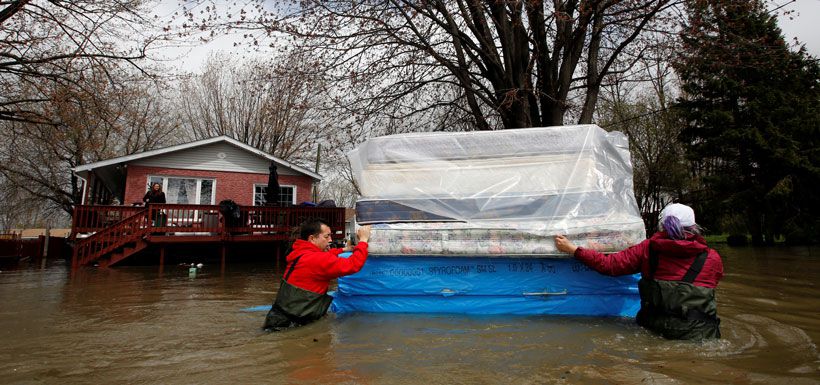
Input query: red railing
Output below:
<box><xmin>71</xmin><ymin>204</ymin><xmax>347</xmax><ymax>266</ymax></box>
<box><xmin>146</xmin><ymin>204</ymin><xmax>222</xmax><ymax>235</ymax></box>
<box><xmin>222</xmin><ymin>206</ymin><xmax>346</xmax><ymax>237</ymax></box>
<box><xmin>72</xmin><ymin>208</ymin><xmax>149</xmax><ymax>267</ymax></box>
<box><xmin>73</xmin><ymin>204</ymin><xmax>346</xmax><ymax>238</ymax></box>
<box><xmin>71</xmin><ymin>205</ymin><xmax>145</xmax><ymax>235</ymax></box>
<box><xmin>147</xmin><ymin>204</ymin><xmax>346</xmax><ymax>237</ymax></box>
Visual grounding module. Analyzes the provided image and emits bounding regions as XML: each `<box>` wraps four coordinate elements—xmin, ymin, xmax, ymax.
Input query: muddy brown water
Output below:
<box><xmin>1</xmin><ymin>246</ymin><xmax>818</xmax><ymax>384</ymax></box>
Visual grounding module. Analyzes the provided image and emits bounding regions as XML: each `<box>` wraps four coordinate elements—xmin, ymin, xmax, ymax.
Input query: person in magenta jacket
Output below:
<box><xmin>263</xmin><ymin>219</ymin><xmax>372</xmax><ymax>331</ymax></box>
<box><xmin>555</xmin><ymin>203</ymin><xmax>724</xmax><ymax>339</ymax></box>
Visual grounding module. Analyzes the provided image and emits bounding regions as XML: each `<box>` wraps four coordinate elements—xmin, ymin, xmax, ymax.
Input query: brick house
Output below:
<box><xmin>73</xmin><ymin>136</ymin><xmax>320</xmax><ymax>207</ymax></box>
<box><xmin>69</xmin><ymin>136</ymin><xmax>345</xmax><ymax>268</ymax></box>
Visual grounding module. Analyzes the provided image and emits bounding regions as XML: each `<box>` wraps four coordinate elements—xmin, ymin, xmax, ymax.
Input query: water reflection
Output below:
<box><xmin>0</xmin><ymin>246</ymin><xmax>818</xmax><ymax>384</ymax></box>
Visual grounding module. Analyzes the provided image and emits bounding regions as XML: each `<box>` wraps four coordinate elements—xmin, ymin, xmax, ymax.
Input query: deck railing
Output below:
<box><xmin>72</xmin><ymin>204</ymin><xmax>347</xmax><ymax>239</ymax></box>
<box><xmin>71</xmin><ymin>206</ymin><xmax>145</xmax><ymax>234</ymax></box>
<box><xmin>72</xmin><ymin>208</ymin><xmax>149</xmax><ymax>267</ymax></box>
<box><xmin>71</xmin><ymin>204</ymin><xmax>347</xmax><ymax>266</ymax></box>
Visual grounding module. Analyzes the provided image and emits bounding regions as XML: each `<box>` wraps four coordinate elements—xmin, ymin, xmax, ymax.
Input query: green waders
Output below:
<box><xmin>635</xmin><ymin>251</ymin><xmax>721</xmax><ymax>340</ymax></box>
<box><xmin>263</xmin><ymin>255</ymin><xmax>334</xmax><ymax>331</ymax></box>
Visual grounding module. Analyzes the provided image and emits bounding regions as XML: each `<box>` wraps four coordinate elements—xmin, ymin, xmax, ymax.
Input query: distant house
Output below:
<box><xmin>69</xmin><ymin>137</ymin><xmax>345</xmax><ymax>269</ymax></box>
<box><xmin>73</xmin><ymin>136</ymin><xmax>321</xmax><ymax>207</ymax></box>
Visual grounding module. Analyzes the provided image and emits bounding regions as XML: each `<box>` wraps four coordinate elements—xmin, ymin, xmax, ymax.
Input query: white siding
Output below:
<box><xmin>132</xmin><ymin>142</ymin><xmax>299</xmax><ymax>175</ymax></box>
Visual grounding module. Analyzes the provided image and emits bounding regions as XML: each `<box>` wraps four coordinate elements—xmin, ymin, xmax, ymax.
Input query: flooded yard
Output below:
<box><xmin>1</xmin><ymin>245</ymin><xmax>818</xmax><ymax>384</ymax></box>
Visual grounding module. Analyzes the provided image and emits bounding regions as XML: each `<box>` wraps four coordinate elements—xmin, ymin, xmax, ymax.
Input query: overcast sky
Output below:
<box><xmin>775</xmin><ymin>0</ymin><xmax>820</xmax><ymax>57</ymax></box>
<box><xmin>154</xmin><ymin>1</ymin><xmax>820</xmax><ymax>74</ymax></box>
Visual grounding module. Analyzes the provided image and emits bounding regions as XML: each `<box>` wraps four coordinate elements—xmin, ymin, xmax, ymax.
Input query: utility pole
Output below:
<box><xmin>313</xmin><ymin>144</ymin><xmax>321</xmax><ymax>202</ymax></box>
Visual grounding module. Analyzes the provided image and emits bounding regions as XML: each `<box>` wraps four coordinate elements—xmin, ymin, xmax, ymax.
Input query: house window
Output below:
<box><xmin>199</xmin><ymin>180</ymin><xmax>214</xmax><ymax>204</ymax></box>
<box><xmin>147</xmin><ymin>176</ymin><xmax>216</xmax><ymax>204</ymax></box>
<box><xmin>254</xmin><ymin>184</ymin><xmax>295</xmax><ymax>206</ymax></box>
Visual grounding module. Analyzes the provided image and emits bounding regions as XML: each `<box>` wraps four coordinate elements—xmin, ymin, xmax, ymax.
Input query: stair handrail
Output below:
<box><xmin>72</xmin><ymin>208</ymin><xmax>149</xmax><ymax>267</ymax></box>
<box><xmin>71</xmin><ymin>205</ymin><xmax>146</xmax><ymax>236</ymax></box>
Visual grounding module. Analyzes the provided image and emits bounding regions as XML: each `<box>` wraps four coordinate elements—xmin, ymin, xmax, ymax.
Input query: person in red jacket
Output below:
<box><xmin>263</xmin><ymin>219</ymin><xmax>372</xmax><ymax>331</ymax></box>
<box><xmin>554</xmin><ymin>203</ymin><xmax>723</xmax><ymax>340</ymax></box>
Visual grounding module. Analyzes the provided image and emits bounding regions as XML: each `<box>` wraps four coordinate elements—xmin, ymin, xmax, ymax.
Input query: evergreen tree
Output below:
<box><xmin>674</xmin><ymin>0</ymin><xmax>820</xmax><ymax>245</ymax></box>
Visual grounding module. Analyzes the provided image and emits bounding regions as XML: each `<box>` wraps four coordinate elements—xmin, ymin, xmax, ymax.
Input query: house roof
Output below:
<box><xmin>73</xmin><ymin>136</ymin><xmax>322</xmax><ymax>181</ymax></box>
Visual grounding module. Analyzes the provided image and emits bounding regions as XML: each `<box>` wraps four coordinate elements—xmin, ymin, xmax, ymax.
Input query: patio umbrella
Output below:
<box><xmin>265</xmin><ymin>162</ymin><xmax>281</xmax><ymax>206</ymax></box>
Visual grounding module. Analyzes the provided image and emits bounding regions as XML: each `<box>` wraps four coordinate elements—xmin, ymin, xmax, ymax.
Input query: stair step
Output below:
<box><xmin>107</xmin><ymin>241</ymin><xmax>148</xmax><ymax>267</ymax></box>
<box><xmin>74</xmin><ymin>209</ymin><xmax>151</xmax><ymax>267</ymax></box>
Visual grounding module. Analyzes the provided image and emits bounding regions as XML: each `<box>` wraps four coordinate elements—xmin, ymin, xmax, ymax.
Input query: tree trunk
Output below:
<box><xmin>578</xmin><ymin>4</ymin><xmax>604</xmax><ymax>124</ymax></box>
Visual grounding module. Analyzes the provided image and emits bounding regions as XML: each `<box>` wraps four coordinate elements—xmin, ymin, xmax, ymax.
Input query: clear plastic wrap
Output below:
<box><xmin>348</xmin><ymin>125</ymin><xmax>646</xmax><ymax>256</ymax></box>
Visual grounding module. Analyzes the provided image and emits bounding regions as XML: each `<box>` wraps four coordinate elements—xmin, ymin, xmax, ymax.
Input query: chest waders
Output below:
<box><xmin>263</xmin><ymin>255</ymin><xmax>334</xmax><ymax>331</ymax></box>
<box><xmin>635</xmin><ymin>250</ymin><xmax>721</xmax><ymax>340</ymax></box>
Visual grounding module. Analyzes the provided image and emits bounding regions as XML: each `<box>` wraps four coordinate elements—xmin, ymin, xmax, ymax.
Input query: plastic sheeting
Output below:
<box><xmin>362</xmin><ymin>220</ymin><xmax>645</xmax><ymax>256</ymax></box>
<box><xmin>332</xmin><ymin>256</ymin><xmax>640</xmax><ymax>317</ymax></box>
<box><xmin>347</xmin><ymin>125</ymin><xmax>645</xmax><ymax>256</ymax></box>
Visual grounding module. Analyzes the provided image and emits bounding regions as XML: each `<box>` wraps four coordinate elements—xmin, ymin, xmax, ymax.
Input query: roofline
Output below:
<box><xmin>72</xmin><ymin>136</ymin><xmax>322</xmax><ymax>180</ymax></box>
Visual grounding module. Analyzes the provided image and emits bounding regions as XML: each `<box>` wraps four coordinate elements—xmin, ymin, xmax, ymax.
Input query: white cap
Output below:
<box><xmin>659</xmin><ymin>203</ymin><xmax>696</xmax><ymax>227</ymax></box>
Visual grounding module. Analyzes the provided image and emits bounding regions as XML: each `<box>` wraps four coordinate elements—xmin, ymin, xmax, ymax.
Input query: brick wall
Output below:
<box><xmin>124</xmin><ymin>165</ymin><xmax>315</xmax><ymax>206</ymax></box>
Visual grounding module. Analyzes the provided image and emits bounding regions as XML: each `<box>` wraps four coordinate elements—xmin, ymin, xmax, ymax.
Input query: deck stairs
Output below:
<box><xmin>72</xmin><ymin>208</ymin><xmax>150</xmax><ymax>267</ymax></box>
<box><xmin>101</xmin><ymin>239</ymin><xmax>149</xmax><ymax>267</ymax></box>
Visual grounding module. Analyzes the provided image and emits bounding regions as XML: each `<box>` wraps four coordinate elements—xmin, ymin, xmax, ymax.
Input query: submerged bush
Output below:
<box><xmin>726</xmin><ymin>234</ymin><xmax>748</xmax><ymax>247</ymax></box>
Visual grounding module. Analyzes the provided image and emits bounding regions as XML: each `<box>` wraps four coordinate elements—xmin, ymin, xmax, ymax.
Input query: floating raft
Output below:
<box><xmin>332</xmin><ymin>256</ymin><xmax>640</xmax><ymax>317</ymax></box>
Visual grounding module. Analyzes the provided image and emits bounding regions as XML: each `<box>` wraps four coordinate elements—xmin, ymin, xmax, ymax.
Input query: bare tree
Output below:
<box><xmin>177</xmin><ymin>52</ymin><xmax>334</xmax><ymax>167</ymax></box>
<box><xmin>182</xmin><ymin>0</ymin><xmax>678</xmax><ymax>131</ymax></box>
<box><xmin>1</xmin><ymin>0</ymin><xmax>156</xmax><ymax>124</ymax></box>
<box><xmin>0</xmin><ymin>174</ymin><xmax>66</xmax><ymax>230</ymax></box>
<box><xmin>317</xmin><ymin>162</ymin><xmax>360</xmax><ymax>208</ymax></box>
<box><xmin>597</xmin><ymin>35</ymin><xmax>689</xmax><ymax>233</ymax></box>
<box><xmin>0</xmin><ymin>70</ymin><xmax>179</xmax><ymax>217</ymax></box>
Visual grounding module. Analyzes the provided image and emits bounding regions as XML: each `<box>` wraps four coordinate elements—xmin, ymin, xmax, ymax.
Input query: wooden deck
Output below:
<box><xmin>70</xmin><ymin>204</ymin><xmax>346</xmax><ymax>268</ymax></box>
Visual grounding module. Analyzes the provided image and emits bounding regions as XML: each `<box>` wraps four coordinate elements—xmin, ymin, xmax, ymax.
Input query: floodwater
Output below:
<box><xmin>1</xmin><ymin>246</ymin><xmax>818</xmax><ymax>384</ymax></box>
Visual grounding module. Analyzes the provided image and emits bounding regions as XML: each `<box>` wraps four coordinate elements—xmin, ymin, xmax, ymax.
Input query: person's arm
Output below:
<box><xmin>713</xmin><ymin>251</ymin><xmax>724</xmax><ymax>281</ymax></box>
<box><xmin>555</xmin><ymin>235</ymin><xmax>647</xmax><ymax>276</ymax></box>
<box><xmin>143</xmin><ymin>192</ymin><xmax>151</xmax><ymax>203</ymax></box>
<box><xmin>157</xmin><ymin>192</ymin><xmax>166</xmax><ymax>204</ymax></box>
<box><xmin>320</xmin><ymin>242</ymin><xmax>368</xmax><ymax>279</ymax></box>
<box><xmin>318</xmin><ymin>225</ymin><xmax>372</xmax><ymax>279</ymax></box>
<box><xmin>699</xmin><ymin>249</ymin><xmax>724</xmax><ymax>287</ymax></box>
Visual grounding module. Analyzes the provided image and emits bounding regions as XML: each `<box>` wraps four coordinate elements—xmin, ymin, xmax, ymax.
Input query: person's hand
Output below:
<box><xmin>356</xmin><ymin>225</ymin><xmax>372</xmax><ymax>243</ymax></box>
<box><xmin>554</xmin><ymin>235</ymin><xmax>578</xmax><ymax>255</ymax></box>
<box><xmin>342</xmin><ymin>239</ymin><xmax>353</xmax><ymax>252</ymax></box>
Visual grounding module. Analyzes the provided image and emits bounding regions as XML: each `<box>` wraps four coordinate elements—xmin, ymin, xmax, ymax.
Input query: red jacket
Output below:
<box><xmin>283</xmin><ymin>239</ymin><xmax>369</xmax><ymax>294</ymax></box>
<box><xmin>574</xmin><ymin>232</ymin><xmax>723</xmax><ymax>288</ymax></box>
